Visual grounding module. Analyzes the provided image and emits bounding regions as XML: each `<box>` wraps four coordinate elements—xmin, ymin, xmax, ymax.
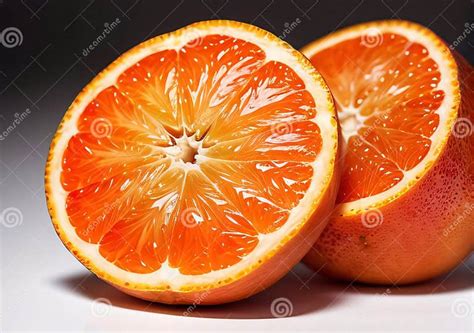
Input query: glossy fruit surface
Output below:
<box><xmin>46</xmin><ymin>20</ymin><xmax>339</xmax><ymax>304</ymax></box>
<box><xmin>302</xmin><ymin>20</ymin><xmax>473</xmax><ymax>284</ymax></box>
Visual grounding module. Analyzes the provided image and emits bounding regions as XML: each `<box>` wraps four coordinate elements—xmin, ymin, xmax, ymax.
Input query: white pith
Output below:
<box><xmin>338</xmin><ymin>105</ymin><xmax>367</xmax><ymax>140</ymax></box>
<box><xmin>47</xmin><ymin>22</ymin><xmax>337</xmax><ymax>289</ymax></box>
<box><xmin>301</xmin><ymin>22</ymin><xmax>459</xmax><ymax>215</ymax></box>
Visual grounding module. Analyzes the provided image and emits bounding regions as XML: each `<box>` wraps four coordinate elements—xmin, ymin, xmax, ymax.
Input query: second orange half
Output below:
<box><xmin>302</xmin><ymin>20</ymin><xmax>473</xmax><ymax>285</ymax></box>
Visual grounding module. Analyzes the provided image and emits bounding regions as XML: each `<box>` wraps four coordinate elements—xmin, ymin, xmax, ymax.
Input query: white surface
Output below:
<box><xmin>0</xmin><ymin>117</ymin><xmax>472</xmax><ymax>332</ymax></box>
<box><xmin>2</xmin><ymin>204</ymin><xmax>473</xmax><ymax>332</ymax></box>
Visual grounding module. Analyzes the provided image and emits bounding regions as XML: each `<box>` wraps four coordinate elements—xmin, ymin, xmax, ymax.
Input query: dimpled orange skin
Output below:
<box><xmin>304</xmin><ymin>52</ymin><xmax>474</xmax><ymax>285</ymax></box>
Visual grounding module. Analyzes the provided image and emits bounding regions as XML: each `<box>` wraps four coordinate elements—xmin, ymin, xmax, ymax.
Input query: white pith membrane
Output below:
<box><xmin>47</xmin><ymin>22</ymin><xmax>337</xmax><ymax>290</ymax></box>
<box><xmin>301</xmin><ymin>22</ymin><xmax>459</xmax><ymax>215</ymax></box>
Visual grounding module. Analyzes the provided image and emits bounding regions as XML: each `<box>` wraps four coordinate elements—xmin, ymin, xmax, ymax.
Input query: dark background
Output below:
<box><xmin>1</xmin><ymin>0</ymin><xmax>473</xmax><ymax>189</ymax></box>
<box><xmin>1</xmin><ymin>0</ymin><xmax>473</xmax><ymax>124</ymax></box>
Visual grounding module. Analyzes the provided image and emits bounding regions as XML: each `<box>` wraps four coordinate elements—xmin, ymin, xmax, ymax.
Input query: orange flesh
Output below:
<box><xmin>62</xmin><ymin>35</ymin><xmax>321</xmax><ymax>274</ymax></box>
<box><xmin>309</xmin><ymin>33</ymin><xmax>443</xmax><ymax>203</ymax></box>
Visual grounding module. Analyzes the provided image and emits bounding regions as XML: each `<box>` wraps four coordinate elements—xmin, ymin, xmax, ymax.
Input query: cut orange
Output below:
<box><xmin>45</xmin><ymin>20</ymin><xmax>339</xmax><ymax>304</ymax></box>
<box><xmin>302</xmin><ymin>20</ymin><xmax>473</xmax><ymax>284</ymax></box>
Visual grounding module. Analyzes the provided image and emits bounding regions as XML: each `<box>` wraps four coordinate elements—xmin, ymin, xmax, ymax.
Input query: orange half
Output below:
<box><xmin>302</xmin><ymin>20</ymin><xmax>473</xmax><ymax>284</ymax></box>
<box><xmin>45</xmin><ymin>20</ymin><xmax>339</xmax><ymax>304</ymax></box>
<box><xmin>303</xmin><ymin>21</ymin><xmax>460</xmax><ymax>207</ymax></box>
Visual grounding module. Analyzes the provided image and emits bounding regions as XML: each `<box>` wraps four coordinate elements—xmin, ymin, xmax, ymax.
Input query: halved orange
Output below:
<box><xmin>302</xmin><ymin>20</ymin><xmax>473</xmax><ymax>284</ymax></box>
<box><xmin>45</xmin><ymin>20</ymin><xmax>339</xmax><ymax>304</ymax></box>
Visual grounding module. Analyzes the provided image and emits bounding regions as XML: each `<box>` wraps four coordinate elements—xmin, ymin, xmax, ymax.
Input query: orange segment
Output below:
<box><xmin>361</xmin><ymin>127</ymin><xmax>431</xmax><ymax>170</ymax></box>
<box><xmin>363</xmin><ymin>91</ymin><xmax>443</xmax><ymax>137</ymax></box>
<box><xmin>99</xmin><ymin>218</ymin><xmax>167</xmax><ymax>274</ymax></box>
<box><xmin>200</xmin><ymin>160</ymin><xmax>314</xmax><ymax>233</ymax></box>
<box><xmin>307</xmin><ymin>31</ymin><xmax>446</xmax><ymax>203</ymax></box>
<box><xmin>205</xmin><ymin>61</ymin><xmax>316</xmax><ymax>145</ymax></box>
<box><xmin>167</xmin><ymin>170</ymin><xmax>259</xmax><ymax>275</ymax></box>
<box><xmin>66</xmin><ymin>164</ymin><xmax>171</xmax><ymax>243</ymax></box>
<box><xmin>312</xmin><ymin>34</ymin><xmax>443</xmax><ymax>117</ymax></box>
<box><xmin>62</xmin><ymin>86</ymin><xmax>174</xmax><ymax>192</ymax></box>
<box><xmin>78</xmin><ymin>86</ymin><xmax>174</xmax><ymax>146</ymax></box>
<box><xmin>338</xmin><ymin>137</ymin><xmax>403</xmax><ymax>203</ymax></box>
<box><xmin>177</xmin><ymin>35</ymin><xmax>265</xmax><ymax>138</ymax></box>
<box><xmin>205</xmin><ymin>121</ymin><xmax>321</xmax><ymax>162</ymax></box>
<box><xmin>117</xmin><ymin>50</ymin><xmax>181</xmax><ymax>132</ymax></box>
<box><xmin>98</xmin><ymin>167</ymin><xmax>184</xmax><ymax>273</ymax></box>
<box><xmin>60</xmin><ymin>133</ymin><xmax>165</xmax><ymax>192</ymax></box>
<box><xmin>46</xmin><ymin>20</ymin><xmax>338</xmax><ymax>304</ymax></box>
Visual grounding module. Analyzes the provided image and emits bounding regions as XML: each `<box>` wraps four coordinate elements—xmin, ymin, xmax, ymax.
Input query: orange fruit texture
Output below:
<box><xmin>45</xmin><ymin>20</ymin><xmax>340</xmax><ymax>304</ymax></box>
<box><xmin>302</xmin><ymin>20</ymin><xmax>473</xmax><ymax>285</ymax></box>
